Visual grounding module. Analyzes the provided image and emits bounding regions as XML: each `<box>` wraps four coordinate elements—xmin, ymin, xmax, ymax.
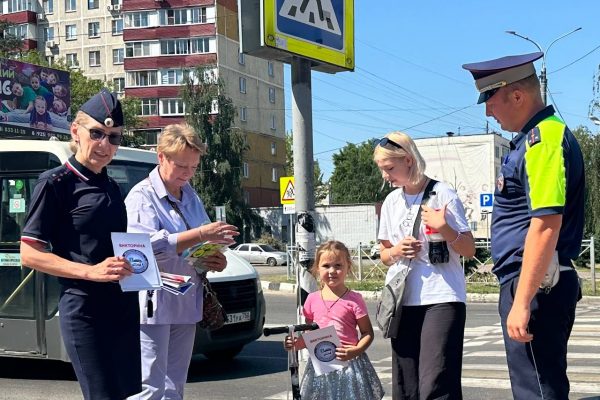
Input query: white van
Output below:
<box><xmin>0</xmin><ymin>139</ymin><xmax>265</xmax><ymax>361</ymax></box>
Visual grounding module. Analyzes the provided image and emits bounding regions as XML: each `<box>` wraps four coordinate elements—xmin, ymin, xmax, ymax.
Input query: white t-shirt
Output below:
<box><xmin>378</xmin><ymin>181</ymin><xmax>469</xmax><ymax>305</ymax></box>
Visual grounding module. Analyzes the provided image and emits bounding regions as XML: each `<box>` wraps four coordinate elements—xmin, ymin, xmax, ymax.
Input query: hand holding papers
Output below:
<box><xmin>301</xmin><ymin>325</ymin><xmax>348</xmax><ymax>376</ymax></box>
<box><xmin>183</xmin><ymin>242</ymin><xmax>229</xmax><ymax>273</ymax></box>
<box><xmin>111</xmin><ymin>232</ymin><xmax>162</xmax><ymax>292</ymax></box>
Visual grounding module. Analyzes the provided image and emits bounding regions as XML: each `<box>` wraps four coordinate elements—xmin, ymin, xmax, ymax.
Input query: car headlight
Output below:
<box><xmin>256</xmin><ymin>276</ymin><xmax>263</xmax><ymax>294</ymax></box>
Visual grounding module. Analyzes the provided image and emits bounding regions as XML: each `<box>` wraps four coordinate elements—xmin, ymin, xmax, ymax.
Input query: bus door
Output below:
<box><xmin>0</xmin><ymin>151</ymin><xmax>62</xmax><ymax>358</ymax></box>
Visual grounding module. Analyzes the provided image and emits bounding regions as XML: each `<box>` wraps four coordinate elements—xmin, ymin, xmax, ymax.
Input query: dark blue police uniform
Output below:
<box><xmin>21</xmin><ymin>89</ymin><xmax>141</xmax><ymax>400</ymax></box>
<box><xmin>464</xmin><ymin>54</ymin><xmax>585</xmax><ymax>400</ymax></box>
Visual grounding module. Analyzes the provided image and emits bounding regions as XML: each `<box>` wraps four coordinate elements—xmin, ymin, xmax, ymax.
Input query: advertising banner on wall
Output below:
<box><xmin>0</xmin><ymin>58</ymin><xmax>71</xmax><ymax>141</ymax></box>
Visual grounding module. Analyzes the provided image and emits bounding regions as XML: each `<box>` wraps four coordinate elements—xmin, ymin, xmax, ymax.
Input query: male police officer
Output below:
<box><xmin>463</xmin><ymin>53</ymin><xmax>584</xmax><ymax>399</ymax></box>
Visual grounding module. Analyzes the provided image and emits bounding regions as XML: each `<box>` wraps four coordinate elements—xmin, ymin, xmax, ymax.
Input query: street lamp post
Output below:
<box><xmin>505</xmin><ymin>28</ymin><xmax>582</xmax><ymax>105</ymax></box>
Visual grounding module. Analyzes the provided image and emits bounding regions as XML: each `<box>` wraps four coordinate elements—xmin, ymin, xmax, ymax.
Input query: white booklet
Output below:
<box><xmin>111</xmin><ymin>232</ymin><xmax>162</xmax><ymax>292</ymax></box>
<box><xmin>302</xmin><ymin>325</ymin><xmax>348</xmax><ymax>376</ymax></box>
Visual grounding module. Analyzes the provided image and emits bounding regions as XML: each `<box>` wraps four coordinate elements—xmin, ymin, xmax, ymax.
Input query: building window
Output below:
<box><xmin>494</xmin><ymin>145</ymin><xmax>500</xmax><ymax>159</ymax></box>
<box><xmin>191</xmin><ymin>7</ymin><xmax>208</xmax><ymax>23</ymax></box>
<box><xmin>158</xmin><ymin>7</ymin><xmax>208</xmax><ymax>25</ymax></box>
<box><xmin>140</xmin><ymin>99</ymin><xmax>158</xmax><ymax>116</ymax></box>
<box><xmin>271</xmin><ymin>142</ymin><xmax>276</xmax><ymax>155</ymax></box>
<box><xmin>112</xmin><ymin>48</ymin><xmax>124</xmax><ymax>64</ymax></box>
<box><xmin>43</xmin><ymin>27</ymin><xmax>54</xmax><ymax>42</ymax></box>
<box><xmin>113</xmin><ymin>77</ymin><xmax>125</xmax><ymax>93</ymax></box>
<box><xmin>239</xmin><ymin>77</ymin><xmax>246</xmax><ymax>94</ymax></box>
<box><xmin>126</xmin><ymin>42</ymin><xmax>152</xmax><ymax>57</ymax></box>
<box><xmin>65</xmin><ymin>25</ymin><xmax>77</xmax><ymax>41</ymax></box>
<box><xmin>269</xmin><ymin>87</ymin><xmax>275</xmax><ymax>103</ymax></box>
<box><xmin>127</xmin><ymin>70</ymin><xmax>158</xmax><ymax>87</ymax></box>
<box><xmin>160</xmin><ymin>98</ymin><xmax>185</xmax><ymax>115</ymax></box>
<box><xmin>138</xmin><ymin>129</ymin><xmax>161</xmax><ymax>145</ymax></box>
<box><xmin>88</xmin><ymin>0</ymin><xmax>98</xmax><ymax>10</ymax></box>
<box><xmin>240</xmin><ymin>106</ymin><xmax>247</xmax><ymax>122</ymax></box>
<box><xmin>161</xmin><ymin>69</ymin><xmax>186</xmax><ymax>85</ymax></box>
<box><xmin>66</xmin><ymin>53</ymin><xmax>78</xmax><ymax>68</ymax></box>
<box><xmin>46</xmin><ymin>56</ymin><xmax>54</xmax><ymax>65</ymax></box>
<box><xmin>7</xmin><ymin>24</ymin><xmax>27</xmax><ymax>39</ymax></box>
<box><xmin>112</xmin><ymin>19</ymin><xmax>123</xmax><ymax>35</ymax></box>
<box><xmin>243</xmin><ymin>162</ymin><xmax>249</xmax><ymax>178</ymax></box>
<box><xmin>65</xmin><ymin>0</ymin><xmax>76</xmax><ymax>12</ymax></box>
<box><xmin>125</xmin><ymin>12</ymin><xmax>150</xmax><ymax>28</ymax></box>
<box><xmin>268</xmin><ymin>61</ymin><xmax>274</xmax><ymax>77</ymax></box>
<box><xmin>89</xmin><ymin>51</ymin><xmax>101</xmax><ymax>67</ymax></box>
<box><xmin>8</xmin><ymin>0</ymin><xmax>37</xmax><ymax>13</ymax></box>
<box><xmin>43</xmin><ymin>0</ymin><xmax>54</xmax><ymax>14</ymax></box>
<box><xmin>270</xmin><ymin>115</ymin><xmax>276</xmax><ymax>130</ymax></box>
<box><xmin>238</xmin><ymin>52</ymin><xmax>245</xmax><ymax>65</ymax></box>
<box><xmin>160</xmin><ymin>38</ymin><xmax>210</xmax><ymax>55</ymax></box>
<box><xmin>88</xmin><ymin>22</ymin><xmax>100</xmax><ymax>38</ymax></box>
<box><xmin>272</xmin><ymin>167</ymin><xmax>278</xmax><ymax>182</ymax></box>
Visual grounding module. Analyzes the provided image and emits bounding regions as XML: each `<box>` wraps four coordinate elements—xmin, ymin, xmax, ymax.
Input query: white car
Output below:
<box><xmin>370</xmin><ymin>243</ymin><xmax>381</xmax><ymax>258</ymax></box>
<box><xmin>232</xmin><ymin>243</ymin><xmax>287</xmax><ymax>266</ymax></box>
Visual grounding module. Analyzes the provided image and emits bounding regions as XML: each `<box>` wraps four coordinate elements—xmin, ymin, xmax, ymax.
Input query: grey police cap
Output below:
<box><xmin>79</xmin><ymin>89</ymin><xmax>124</xmax><ymax>128</ymax></box>
<box><xmin>462</xmin><ymin>52</ymin><xmax>543</xmax><ymax>104</ymax></box>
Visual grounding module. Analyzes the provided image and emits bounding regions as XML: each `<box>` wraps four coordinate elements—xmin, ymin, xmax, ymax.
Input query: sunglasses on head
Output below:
<box><xmin>85</xmin><ymin>126</ymin><xmax>123</xmax><ymax>145</ymax></box>
<box><xmin>375</xmin><ymin>137</ymin><xmax>403</xmax><ymax>150</ymax></box>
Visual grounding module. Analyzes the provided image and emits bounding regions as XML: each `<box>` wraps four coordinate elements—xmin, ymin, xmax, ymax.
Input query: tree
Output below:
<box><xmin>572</xmin><ymin>125</ymin><xmax>600</xmax><ymax>241</ymax></box>
<box><xmin>181</xmin><ymin>67</ymin><xmax>263</xmax><ymax>237</ymax></box>
<box><xmin>285</xmin><ymin>132</ymin><xmax>328</xmax><ymax>203</ymax></box>
<box><xmin>329</xmin><ymin>140</ymin><xmax>392</xmax><ymax>204</ymax></box>
<box><xmin>0</xmin><ymin>21</ymin><xmax>23</xmax><ymax>57</ymax></box>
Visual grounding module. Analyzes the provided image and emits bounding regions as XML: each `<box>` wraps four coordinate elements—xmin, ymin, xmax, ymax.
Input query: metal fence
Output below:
<box><xmin>285</xmin><ymin>238</ymin><xmax>598</xmax><ymax>295</ymax></box>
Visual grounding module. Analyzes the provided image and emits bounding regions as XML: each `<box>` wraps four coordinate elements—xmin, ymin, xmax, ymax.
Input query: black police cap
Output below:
<box><xmin>80</xmin><ymin>89</ymin><xmax>124</xmax><ymax>128</ymax></box>
<box><xmin>462</xmin><ymin>52</ymin><xmax>543</xmax><ymax>104</ymax></box>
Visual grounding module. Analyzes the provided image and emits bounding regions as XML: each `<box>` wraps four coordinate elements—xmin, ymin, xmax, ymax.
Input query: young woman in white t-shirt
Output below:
<box><xmin>373</xmin><ymin>131</ymin><xmax>476</xmax><ymax>400</ymax></box>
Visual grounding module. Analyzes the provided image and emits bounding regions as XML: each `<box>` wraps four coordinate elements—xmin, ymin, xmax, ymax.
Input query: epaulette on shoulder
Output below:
<box><xmin>50</xmin><ymin>166</ymin><xmax>72</xmax><ymax>182</ymax></box>
<box><xmin>527</xmin><ymin>127</ymin><xmax>542</xmax><ymax>147</ymax></box>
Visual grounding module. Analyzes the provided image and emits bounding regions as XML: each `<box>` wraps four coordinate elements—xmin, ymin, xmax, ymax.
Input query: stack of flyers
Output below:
<box><xmin>160</xmin><ymin>272</ymin><xmax>195</xmax><ymax>295</ymax></box>
<box><xmin>183</xmin><ymin>242</ymin><xmax>229</xmax><ymax>273</ymax></box>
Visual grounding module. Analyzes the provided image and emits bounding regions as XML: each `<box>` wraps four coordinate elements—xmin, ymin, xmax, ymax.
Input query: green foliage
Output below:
<box><xmin>285</xmin><ymin>131</ymin><xmax>328</xmax><ymax>203</ymax></box>
<box><xmin>0</xmin><ymin>21</ymin><xmax>23</xmax><ymax>57</ymax></box>
<box><xmin>256</xmin><ymin>233</ymin><xmax>285</xmax><ymax>251</ymax></box>
<box><xmin>181</xmin><ymin>67</ymin><xmax>263</xmax><ymax>236</ymax></box>
<box><xmin>329</xmin><ymin>140</ymin><xmax>392</xmax><ymax>204</ymax></box>
<box><xmin>572</xmin><ymin>125</ymin><xmax>600</xmax><ymax>241</ymax></box>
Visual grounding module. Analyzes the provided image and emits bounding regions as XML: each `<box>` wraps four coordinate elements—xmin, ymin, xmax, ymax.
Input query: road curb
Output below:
<box><xmin>261</xmin><ymin>280</ymin><xmax>600</xmax><ymax>304</ymax></box>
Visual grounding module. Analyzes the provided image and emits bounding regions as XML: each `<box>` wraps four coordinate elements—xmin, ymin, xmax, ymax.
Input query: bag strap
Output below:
<box><xmin>411</xmin><ymin>178</ymin><xmax>438</xmax><ymax>238</ymax></box>
<box><xmin>165</xmin><ymin>197</ymin><xmax>192</xmax><ymax>231</ymax></box>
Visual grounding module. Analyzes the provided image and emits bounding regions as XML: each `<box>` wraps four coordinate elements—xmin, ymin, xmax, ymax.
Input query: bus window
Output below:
<box><xmin>107</xmin><ymin>160</ymin><xmax>156</xmax><ymax>199</ymax></box>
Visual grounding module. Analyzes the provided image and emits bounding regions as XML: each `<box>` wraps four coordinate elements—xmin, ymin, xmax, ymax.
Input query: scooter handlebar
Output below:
<box><xmin>263</xmin><ymin>323</ymin><xmax>319</xmax><ymax>336</ymax></box>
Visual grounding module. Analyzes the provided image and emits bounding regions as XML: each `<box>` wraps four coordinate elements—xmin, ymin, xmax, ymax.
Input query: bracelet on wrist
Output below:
<box><xmin>197</xmin><ymin>227</ymin><xmax>204</xmax><ymax>241</ymax></box>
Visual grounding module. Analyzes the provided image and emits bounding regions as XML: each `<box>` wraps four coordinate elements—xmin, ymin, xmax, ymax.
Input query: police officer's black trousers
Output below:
<box><xmin>59</xmin><ymin>287</ymin><xmax>142</xmax><ymax>400</ymax></box>
<box><xmin>391</xmin><ymin>302</ymin><xmax>466</xmax><ymax>400</ymax></box>
<box><xmin>499</xmin><ymin>270</ymin><xmax>580</xmax><ymax>400</ymax></box>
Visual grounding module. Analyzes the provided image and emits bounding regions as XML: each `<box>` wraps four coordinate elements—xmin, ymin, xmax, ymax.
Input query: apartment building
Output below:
<box><xmin>1</xmin><ymin>0</ymin><xmax>286</xmax><ymax>208</ymax></box>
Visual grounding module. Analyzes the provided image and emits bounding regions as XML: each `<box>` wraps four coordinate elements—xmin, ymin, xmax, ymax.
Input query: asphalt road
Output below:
<box><xmin>1</xmin><ymin>291</ymin><xmax>599</xmax><ymax>399</ymax></box>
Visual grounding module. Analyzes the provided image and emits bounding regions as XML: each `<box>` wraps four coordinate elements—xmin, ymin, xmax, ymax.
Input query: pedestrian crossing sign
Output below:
<box><xmin>262</xmin><ymin>0</ymin><xmax>355</xmax><ymax>72</ymax></box>
<box><xmin>280</xmin><ymin>176</ymin><xmax>295</xmax><ymax>205</ymax></box>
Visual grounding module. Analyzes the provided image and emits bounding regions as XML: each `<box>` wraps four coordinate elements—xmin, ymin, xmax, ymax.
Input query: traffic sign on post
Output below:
<box><xmin>262</xmin><ymin>0</ymin><xmax>354</xmax><ymax>72</ymax></box>
<box><xmin>480</xmin><ymin>193</ymin><xmax>493</xmax><ymax>213</ymax></box>
<box><xmin>280</xmin><ymin>176</ymin><xmax>295</xmax><ymax>205</ymax></box>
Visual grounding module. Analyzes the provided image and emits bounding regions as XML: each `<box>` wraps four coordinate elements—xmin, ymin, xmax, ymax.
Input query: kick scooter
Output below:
<box><xmin>264</xmin><ymin>323</ymin><xmax>319</xmax><ymax>400</ymax></box>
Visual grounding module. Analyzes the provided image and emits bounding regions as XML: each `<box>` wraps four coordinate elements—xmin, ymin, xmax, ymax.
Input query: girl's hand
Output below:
<box><xmin>197</xmin><ymin>221</ymin><xmax>239</xmax><ymax>244</ymax></box>
<box><xmin>393</xmin><ymin>236</ymin><xmax>422</xmax><ymax>259</ymax></box>
<box><xmin>336</xmin><ymin>345</ymin><xmax>358</xmax><ymax>361</ymax></box>
<box><xmin>284</xmin><ymin>335</ymin><xmax>306</xmax><ymax>351</ymax></box>
<box><xmin>420</xmin><ymin>204</ymin><xmax>448</xmax><ymax>231</ymax></box>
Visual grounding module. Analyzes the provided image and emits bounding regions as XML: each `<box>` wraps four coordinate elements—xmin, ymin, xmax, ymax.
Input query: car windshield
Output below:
<box><xmin>259</xmin><ymin>245</ymin><xmax>277</xmax><ymax>252</ymax></box>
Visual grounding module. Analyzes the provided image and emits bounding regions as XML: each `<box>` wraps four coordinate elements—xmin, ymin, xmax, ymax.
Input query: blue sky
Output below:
<box><xmin>283</xmin><ymin>1</ymin><xmax>600</xmax><ymax>179</ymax></box>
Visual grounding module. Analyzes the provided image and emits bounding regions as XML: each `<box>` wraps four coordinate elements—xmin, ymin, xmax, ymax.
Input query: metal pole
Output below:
<box><xmin>358</xmin><ymin>242</ymin><xmax>362</xmax><ymax>281</ymax></box>
<box><xmin>591</xmin><ymin>236</ymin><xmax>596</xmax><ymax>295</ymax></box>
<box><xmin>292</xmin><ymin>56</ymin><xmax>317</xmax><ymax>307</ymax></box>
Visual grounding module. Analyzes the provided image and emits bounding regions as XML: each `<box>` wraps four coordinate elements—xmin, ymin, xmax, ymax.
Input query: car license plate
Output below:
<box><xmin>225</xmin><ymin>311</ymin><xmax>251</xmax><ymax>325</ymax></box>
